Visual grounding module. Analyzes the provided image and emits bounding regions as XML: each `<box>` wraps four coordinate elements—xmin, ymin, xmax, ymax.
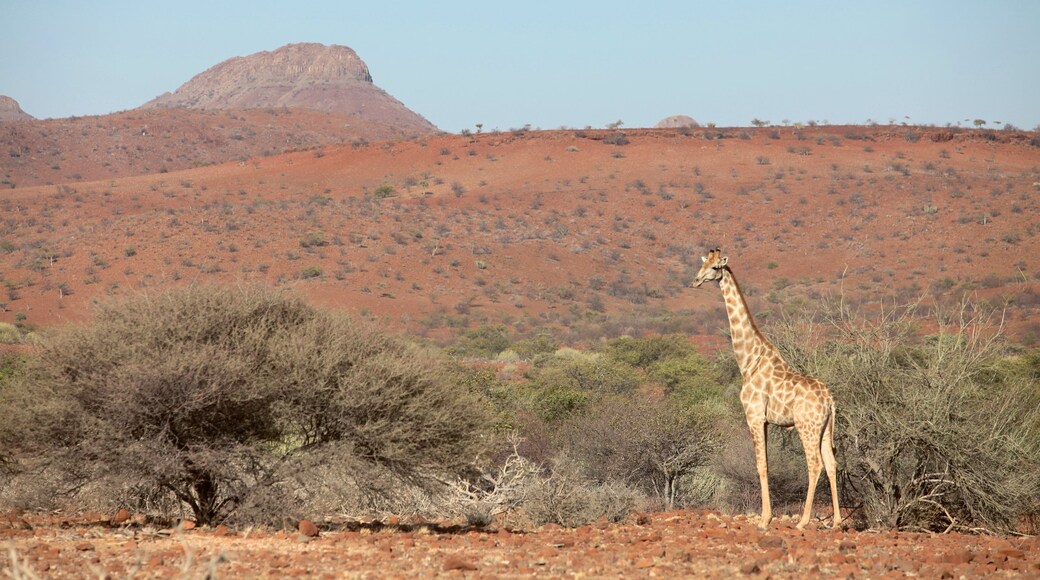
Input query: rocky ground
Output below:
<box><xmin>2</xmin><ymin>510</ymin><xmax>1038</xmax><ymax>578</ymax></box>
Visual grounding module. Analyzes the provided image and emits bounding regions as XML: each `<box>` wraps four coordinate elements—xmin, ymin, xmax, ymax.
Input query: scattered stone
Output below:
<box><xmin>443</xmin><ymin>554</ymin><xmax>478</xmax><ymax>571</ymax></box>
<box><xmin>762</xmin><ymin>549</ymin><xmax>786</xmax><ymax>561</ymax></box>
<box><xmin>298</xmin><ymin>519</ymin><xmax>319</xmax><ymax>538</ymax></box>
<box><xmin>178</xmin><ymin>520</ymin><xmax>196</xmax><ymax>530</ymax></box>
<box><xmin>998</xmin><ymin>548</ymin><xmax>1025</xmax><ymax>560</ymax></box>
<box><xmin>634</xmin><ymin>558</ymin><xmax>655</xmax><ymax>569</ymax></box>
<box><xmin>739</xmin><ymin>561</ymin><xmax>761</xmax><ymax>574</ymax></box>
<box><xmin>639</xmin><ymin>531</ymin><xmax>663</xmax><ymax>543</ymax></box>
<box><xmin>758</xmin><ymin>536</ymin><xmax>786</xmax><ymax>550</ymax></box>
<box><xmin>942</xmin><ymin>548</ymin><xmax>974</xmax><ymax>565</ymax></box>
<box><xmin>213</xmin><ymin>524</ymin><xmax>231</xmax><ymax>537</ymax></box>
<box><xmin>74</xmin><ymin>541</ymin><xmax>95</xmax><ymax>551</ymax></box>
<box><xmin>838</xmin><ymin>540</ymin><xmax>857</xmax><ymax>553</ymax></box>
<box><xmin>82</xmin><ymin>512</ymin><xmax>109</xmax><ymax>524</ymax></box>
<box><xmin>112</xmin><ymin>509</ymin><xmax>131</xmax><ymax>524</ymax></box>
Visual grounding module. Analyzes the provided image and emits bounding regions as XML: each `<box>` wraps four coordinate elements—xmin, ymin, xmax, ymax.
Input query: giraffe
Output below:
<box><xmin>692</xmin><ymin>248</ymin><xmax>841</xmax><ymax>530</ymax></box>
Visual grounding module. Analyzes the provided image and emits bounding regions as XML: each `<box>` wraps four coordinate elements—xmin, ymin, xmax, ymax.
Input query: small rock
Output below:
<box><xmin>758</xmin><ymin>536</ymin><xmax>786</xmax><ymax>550</ymax></box>
<box><xmin>739</xmin><ymin>561</ymin><xmax>761</xmax><ymax>574</ymax></box>
<box><xmin>838</xmin><ymin>540</ymin><xmax>856</xmax><ymax>553</ymax></box>
<box><xmin>74</xmin><ymin>541</ymin><xmax>95</xmax><ymax>551</ymax></box>
<box><xmin>213</xmin><ymin>524</ymin><xmax>231</xmax><ymax>537</ymax></box>
<box><xmin>634</xmin><ymin>558</ymin><xmax>655</xmax><ymax>569</ymax></box>
<box><xmin>942</xmin><ymin>548</ymin><xmax>974</xmax><ymax>565</ymax></box>
<box><xmin>763</xmin><ymin>548</ymin><xmax>786</xmax><ymax>561</ymax></box>
<box><xmin>639</xmin><ymin>531</ymin><xmax>663</xmax><ymax>543</ymax></box>
<box><xmin>179</xmin><ymin>520</ymin><xmax>196</xmax><ymax>530</ymax></box>
<box><xmin>298</xmin><ymin>519</ymin><xmax>319</xmax><ymax>538</ymax></box>
<box><xmin>443</xmin><ymin>554</ymin><xmax>478</xmax><ymax>571</ymax></box>
<box><xmin>997</xmin><ymin>548</ymin><xmax>1025</xmax><ymax>560</ymax></box>
<box><xmin>113</xmin><ymin>509</ymin><xmax>132</xmax><ymax>524</ymax></box>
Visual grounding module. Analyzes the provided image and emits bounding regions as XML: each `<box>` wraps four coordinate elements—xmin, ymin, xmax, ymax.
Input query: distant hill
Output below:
<box><xmin>2</xmin><ymin>44</ymin><xmax>441</xmax><ymax>188</ymax></box>
<box><xmin>0</xmin><ymin>107</ymin><xmax>416</xmax><ymax>188</ymax></box>
<box><xmin>140</xmin><ymin>43</ymin><xmax>436</xmax><ymax>134</ymax></box>
<box><xmin>0</xmin><ymin>96</ymin><xmax>34</xmax><ymax>122</ymax></box>
<box><xmin>655</xmin><ymin>115</ymin><xmax>699</xmax><ymax>129</ymax></box>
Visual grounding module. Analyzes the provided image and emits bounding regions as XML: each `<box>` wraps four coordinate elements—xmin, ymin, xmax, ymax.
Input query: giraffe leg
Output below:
<box><xmin>822</xmin><ymin>412</ymin><xmax>842</xmax><ymax>529</ymax></box>
<box><xmin>796</xmin><ymin>423</ymin><xmax>823</xmax><ymax>530</ymax></box>
<box><xmin>747</xmin><ymin>420</ymin><xmax>771</xmax><ymax>530</ymax></box>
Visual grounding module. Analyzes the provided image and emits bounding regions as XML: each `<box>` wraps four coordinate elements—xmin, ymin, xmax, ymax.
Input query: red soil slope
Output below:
<box><xmin>1</xmin><ymin>107</ymin><xmax>432</xmax><ymax>188</ymax></box>
<box><xmin>1</xmin><ymin>126</ymin><xmax>1038</xmax><ymax>345</ymax></box>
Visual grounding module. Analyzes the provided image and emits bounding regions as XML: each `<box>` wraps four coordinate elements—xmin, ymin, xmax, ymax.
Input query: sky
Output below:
<box><xmin>2</xmin><ymin>1</ymin><xmax>1039</xmax><ymax>132</ymax></box>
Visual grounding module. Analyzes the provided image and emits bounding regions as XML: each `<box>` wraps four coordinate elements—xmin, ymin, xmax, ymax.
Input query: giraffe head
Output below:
<box><xmin>692</xmin><ymin>248</ymin><xmax>728</xmax><ymax>287</ymax></box>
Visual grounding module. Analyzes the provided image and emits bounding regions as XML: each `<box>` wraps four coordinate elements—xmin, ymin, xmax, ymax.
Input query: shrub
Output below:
<box><xmin>449</xmin><ymin>325</ymin><xmax>513</xmax><ymax>359</ymax></box>
<box><xmin>511</xmin><ymin>333</ymin><xmax>559</xmax><ymax>360</ymax></box>
<box><xmin>559</xmin><ymin>394</ymin><xmax>718</xmax><ymax>509</ymax></box>
<box><xmin>1</xmin><ymin>285</ymin><xmax>491</xmax><ymax>525</ymax></box>
<box><xmin>769</xmin><ymin>299</ymin><xmax>1040</xmax><ymax>532</ymax></box>
<box><xmin>0</xmin><ymin>354</ymin><xmax>26</xmax><ymax>470</ymax></box>
<box><xmin>523</xmin><ymin>456</ymin><xmax>638</xmax><ymax>527</ymax></box>
<box><xmin>373</xmin><ymin>183</ymin><xmax>396</xmax><ymax>199</ymax></box>
<box><xmin>300</xmin><ymin>231</ymin><xmax>328</xmax><ymax>248</ymax></box>
<box><xmin>527</xmin><ymin>350</ymin><xmax>641</xmax><ymax>403</ymax></box>
<box><xmin>0</xmin><ymin>322</ymin><xmax>22</xmax><ymax>344</ymax></box>
<box><xmin>297</xmin><ymin>266</ymin><xmax>323</xmax><ymax>279</ymax></box>
<box><xmin>603</xmin><ymin>131</ymin><xmax>629</xmax><ymax>146</ymax></box>
<box><xmin>605</xmin><ymin>334</ymin><xmax>697</xmax><ymax>368</ymax></box>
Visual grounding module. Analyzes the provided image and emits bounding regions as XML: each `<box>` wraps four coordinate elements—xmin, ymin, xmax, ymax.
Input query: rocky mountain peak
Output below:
<box><xmin>0</xmin><ymin>96</ymin><xmax>34</xmax><ymax>122</ymax></box>
<box><xmin>140</xmin><ymin>43</ymin><xmax>435</xmax><ymax>133</ymax></box>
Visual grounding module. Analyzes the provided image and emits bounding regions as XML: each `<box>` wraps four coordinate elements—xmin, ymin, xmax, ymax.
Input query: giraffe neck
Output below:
<box><xmin>718</xmin><ymin>267</ymin><xmax>772</xmax><ymax>377</ymax></box>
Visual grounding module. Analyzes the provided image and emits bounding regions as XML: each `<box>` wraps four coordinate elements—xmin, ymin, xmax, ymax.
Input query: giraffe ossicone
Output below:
<box><xmin>693</xmin><ymin>248</ymin><xmax>841</xmax><ymax>530</ymax></box>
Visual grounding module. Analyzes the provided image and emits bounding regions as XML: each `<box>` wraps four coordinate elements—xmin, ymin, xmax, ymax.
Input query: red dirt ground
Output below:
<box><xmin>2</xmin><ymin>510</ymin><xmax>1039</xmax><ymax>578</ymax></box>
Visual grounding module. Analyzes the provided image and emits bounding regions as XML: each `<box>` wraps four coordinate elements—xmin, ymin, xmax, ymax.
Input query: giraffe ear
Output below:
<box><xmin>701</xmin><ymin>256</ymin><xmax>707</xmax><ymax>263</ymax></box>
<box><xmin>717</xmin><ymin>256</ymin><xmax>728</xmax><ymax>267</ymax></box>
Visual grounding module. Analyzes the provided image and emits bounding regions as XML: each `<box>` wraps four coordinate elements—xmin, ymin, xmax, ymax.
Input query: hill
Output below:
<box><xmin>2</xmin><ymin>124</ymin><xmax>1038</xmax><ymax>346</ymax></box>
<box><xmin>1</xmin><ymin>43</ymin><xmax>438</xmax><ymax>189</ymax></box>
<box><xmin>140</xmin><ymin>43</ymin><xmax>436</xmax><ymax>134</ymax></box>
<box><xmin>1</xmin><ymin>107</ymin><xmax>428</xmax><ymax>188</ymax></box>
<box><xmin>0</xmin><ymin>96</ymin><xmax>33</xmax><ymax>122</ymax></box>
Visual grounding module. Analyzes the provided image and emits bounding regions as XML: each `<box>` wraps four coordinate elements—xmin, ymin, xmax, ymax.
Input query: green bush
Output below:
<box><xmin>604</xmin><ymin>334</ymin><xmax>697</xmax><ymax>368</ymax></box>
<box><xmin>519</xmin><ymin>350</ymin><xmax>642</xmax><ymax>423</ymax></box>
<box><xmin>1</xmin><ymin>285</ymin><xmax>491</xmax><ymax>525</ymax></box>
<box><xmin>648</xmin><ymin>353</ymin><xmax>727</xmax><ymax>404</ymax></box>
<box><xmin>448</xmin><ymin>325</ymin><xmax>513</xmax><ymax>359</ymax></box>
<box><xmin>0</xmin><ymin>322</ymin><xmax>21</xmax><ymax>344</ymax></box>
<box><xmin>373</xmin><ymin>183</ymin><xmax>396</xmax><ymax>199</ymax></box>
<box><xmin>511</xmin><ymin>332</ymin><xmax>559</xmax><ymax>360</ymax></box>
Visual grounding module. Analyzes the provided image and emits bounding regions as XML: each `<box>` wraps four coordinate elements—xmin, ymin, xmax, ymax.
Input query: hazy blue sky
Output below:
<box><xmin>3</xmin><ymin>1</ymin><xmax>1038</xmax><ymax>131</ymax></box>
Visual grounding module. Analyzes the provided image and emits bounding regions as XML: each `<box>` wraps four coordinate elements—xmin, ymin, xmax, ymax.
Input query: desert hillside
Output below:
<box><xmin>1</xmin><ymin>107</ymin><xmax>429</xmax><ymax>188</ymax></box>
<box><xmin>2</xmin><ymin>124</ymin><xmax>1038</xmax><ymax>345</ymax></box>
